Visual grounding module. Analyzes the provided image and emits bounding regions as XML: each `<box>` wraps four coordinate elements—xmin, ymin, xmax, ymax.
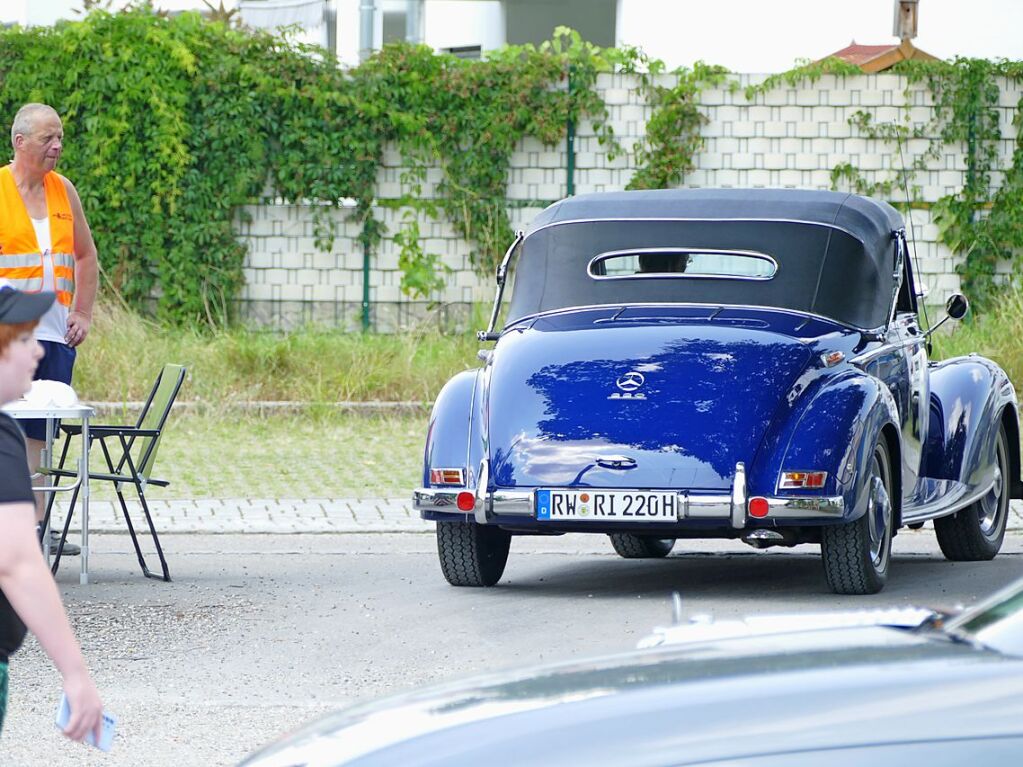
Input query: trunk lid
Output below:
<box><xmin>488</xmin><ymin>313</ymin><xmax>813</xmax><ymax>490</ymax></box>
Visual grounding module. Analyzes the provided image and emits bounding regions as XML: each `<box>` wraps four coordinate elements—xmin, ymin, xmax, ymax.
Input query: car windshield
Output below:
<box><xmin>944</xmin><ymin>578</ymin><xmax>1023</xmax><ymax>656</ymax></box>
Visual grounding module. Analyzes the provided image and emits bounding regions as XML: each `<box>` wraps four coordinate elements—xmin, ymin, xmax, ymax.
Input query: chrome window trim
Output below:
<box><xmin>849</xmin><ymin>333</ymin><xmax>924</xmax><ymax>366</ymax></box>
<box><xmin>587</xmin><ymin>248</ymin><xmax>779</xmax><ymax>282</ymax></box>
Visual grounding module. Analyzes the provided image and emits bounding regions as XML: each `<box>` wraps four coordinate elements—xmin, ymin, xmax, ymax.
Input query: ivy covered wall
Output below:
<box><xmin>239</xmin><ymin>70</ymin><xmax>1022</xmax><ymax>330</ymax></box>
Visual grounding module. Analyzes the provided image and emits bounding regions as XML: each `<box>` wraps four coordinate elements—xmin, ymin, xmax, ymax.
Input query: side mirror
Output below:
<box><xmin>925</xmin><ymin>292</ymin><xmax>970</xmax><ymax>339</ymax></box>
<box><xmin>946</xmin><ymin>293</ymin><xmax>969</xmax><ymax>320</ymax></box>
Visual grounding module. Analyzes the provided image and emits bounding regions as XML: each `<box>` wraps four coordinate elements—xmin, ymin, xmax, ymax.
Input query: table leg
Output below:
<box><xmin>80</xmin><ymin>417</ymin><xmax>90</xmax><ymax>585</ymax></box>
<box><xmin>42</xmin><ymin>417</ymin><xmax>54</xmax><ymax>561</ymax></box>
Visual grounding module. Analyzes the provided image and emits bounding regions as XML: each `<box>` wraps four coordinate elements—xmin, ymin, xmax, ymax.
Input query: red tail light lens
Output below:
<box><xmin>805</xmin><ymin>472</ymin><xmax>827</xmax><ymax>489</ymax></box>
<box><xmin>430</xmin><ymin>468</ymin><xmax>466</xmax><ymax>486</ymax></box>
<box><xmin>748</xmin><ymin>497</ymin><xmax>770</xmax><ymax>518</ymax></box>
<box><xmin>456</xmin><ymin>491</ymin><xmax>476</xmax><ymax>511</ymax></box>
<box><xmin>780</xmin><ymin>471</ymin><xmax>827</xmax><ymax>490</ymax></box>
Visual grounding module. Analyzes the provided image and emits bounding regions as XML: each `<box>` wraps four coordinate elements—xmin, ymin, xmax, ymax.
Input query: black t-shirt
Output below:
<box><xmin>0</xmin><ymin>412</ymin><xmax>31</xmax><ymax>663</ymax></box>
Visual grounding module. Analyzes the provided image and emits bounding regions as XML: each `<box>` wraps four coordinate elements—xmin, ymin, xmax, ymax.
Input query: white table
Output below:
<box><xmin>2</xmin><ymin>401</ymin><xmax>94</xmax><ymax>584</ymax></box>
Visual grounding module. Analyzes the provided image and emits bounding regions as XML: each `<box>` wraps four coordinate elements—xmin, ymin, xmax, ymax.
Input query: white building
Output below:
<box><xmin>2</xmin><ymin>0</ymin><xmax>618</xmax><ymax>66</ymax></box>
<box><xmin>4</xmin><ymin>2</ymin><xmax>1022</xmax><ymax>77</ymax></box>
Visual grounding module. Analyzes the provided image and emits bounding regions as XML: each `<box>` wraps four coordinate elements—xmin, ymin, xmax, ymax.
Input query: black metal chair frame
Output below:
<box><xmin>43</xmin><ymin>364</ymin><xmax>186</xmax><ymax>581</ymax></box>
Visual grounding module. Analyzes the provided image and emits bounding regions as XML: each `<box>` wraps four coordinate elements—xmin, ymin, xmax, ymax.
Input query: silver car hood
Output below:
<box><xmin>638</xmin><ymin>606</ymin><xmax>937</xmax><ymax>648</ymax></box>
<box><xmin>239</xmin><ymin>623</ymin><xmax>1022</xmax><ymax>767</ymax></box>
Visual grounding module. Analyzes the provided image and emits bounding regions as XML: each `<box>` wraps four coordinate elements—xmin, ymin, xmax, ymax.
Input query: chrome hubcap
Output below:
<box><xmin>867</xmin><ymin>458</ymin><xmax>892</xmax><ymax>568</ymax></box>
<box><xmin>978</xmin><ymin>447</ymin><xmax>1006</xmax><ymax>537</ymax></box>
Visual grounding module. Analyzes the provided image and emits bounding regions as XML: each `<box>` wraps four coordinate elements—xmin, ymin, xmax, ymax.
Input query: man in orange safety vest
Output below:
<box><xmin>0</xmin><ymin>104</ymin><xmax>98</xmax><ymax>551</ymax></box>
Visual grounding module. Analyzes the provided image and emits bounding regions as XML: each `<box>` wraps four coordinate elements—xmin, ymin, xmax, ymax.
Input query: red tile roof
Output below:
<box><xmin>819</xmin><ymin>40</ymin><xmax>939</xmax><ymax>72</ymax></box>
<box><xmin>828</xmin><ymin>42</ymin><xmax>899</xmax><ymax>66</ymax></box>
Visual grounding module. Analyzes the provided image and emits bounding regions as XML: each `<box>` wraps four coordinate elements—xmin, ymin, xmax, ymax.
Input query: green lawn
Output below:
<box><xmin>55</xmin><ymin>411</ymin><xmax>429</xmax><ymax>500</ymax></box>
<box><xmin>73</xmin><ymin>299</ymin><xmax>481</xmax><ymax>403</ymax></box>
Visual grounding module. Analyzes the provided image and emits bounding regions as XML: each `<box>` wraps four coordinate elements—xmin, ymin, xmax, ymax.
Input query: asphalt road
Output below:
<box><xmin>3</xmin><ymin>530</ymin><xmax>1023</xmax><ymax>766</ymax></box>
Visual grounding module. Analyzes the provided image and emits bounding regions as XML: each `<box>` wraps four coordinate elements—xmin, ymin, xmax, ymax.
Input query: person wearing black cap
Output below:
<box><xmin>0</xmin><ymin>284</ymin><xmax>103</xmax><ymax>741</ymax></box>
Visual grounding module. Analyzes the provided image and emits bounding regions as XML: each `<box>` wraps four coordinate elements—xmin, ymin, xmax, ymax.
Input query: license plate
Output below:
<box><xmin>535</xmin><ymin>490</ymin><xmax>679</xmax><ymax>522</ymax></box>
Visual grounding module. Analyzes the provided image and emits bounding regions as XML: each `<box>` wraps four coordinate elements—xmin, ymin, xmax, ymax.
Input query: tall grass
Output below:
<box><xmin>931</xmin><ymin>290</ymin><xmax>1023</xmax><ymax>387</ymax></box>
<box><xmin>75</xmin><ymin>294</ymin><xmax>1022</xmax><ymax>405</ymax></box>
<box><xmin>74</xmin><ymin>300</ymin><xmax>481</xmax><ymax>402</ymax></box>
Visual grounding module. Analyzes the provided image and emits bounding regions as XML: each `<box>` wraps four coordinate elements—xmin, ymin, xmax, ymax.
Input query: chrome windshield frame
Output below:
<box><xmin>480</xmin><ymin>230</ymin><xmax>524</xmax><ymax>340</ymax></box>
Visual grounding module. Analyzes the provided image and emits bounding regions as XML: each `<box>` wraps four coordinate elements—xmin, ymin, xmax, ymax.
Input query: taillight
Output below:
<box><xmin>748</xmin><ymin>497</ymin><xmax>770</xmax><ymax>518</ymax></box>
<box><xmin>430</xmin><ymin>468</ymin><xmax>465</xmax><ymax>486</ymax></box>
<box><xmin>456</xmin><ymin>491</ymin><xmax>476</xmax><ymax>511</ymax></box>
<box><xmin>780</xmin><ymin>471</ymin><xmax>828</xmax><ymax>489</ymax></box>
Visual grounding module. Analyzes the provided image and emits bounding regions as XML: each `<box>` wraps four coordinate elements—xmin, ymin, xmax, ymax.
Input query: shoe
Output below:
<box><xmin>49</xmin><ymin>530</ymin><xmax>81</xmax><ymax>556</ymax></box>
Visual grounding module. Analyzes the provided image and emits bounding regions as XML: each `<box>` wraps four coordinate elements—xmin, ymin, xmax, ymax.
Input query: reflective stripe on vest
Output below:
<box><xmin>4</xmin><ymin>276</ymin><xmax>43</xmax><ymax>291</ymax></box>
<box><xmin>0</xmin><ymin>165</ymin><xmax>76</xmax><ymax>306</ymax></box>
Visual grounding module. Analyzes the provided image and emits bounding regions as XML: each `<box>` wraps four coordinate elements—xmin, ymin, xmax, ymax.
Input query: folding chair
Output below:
<box><xmin>43</xmin><ymin>364</ymin><xmax>187</xmax><ymax>581</ymax></box>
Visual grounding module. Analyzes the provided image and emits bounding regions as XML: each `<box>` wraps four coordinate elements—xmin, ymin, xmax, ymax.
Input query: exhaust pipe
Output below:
<box><xmin>742</xmin><ymin>529</ymin><xmax>798</xmax><ymax>549</ymax></box>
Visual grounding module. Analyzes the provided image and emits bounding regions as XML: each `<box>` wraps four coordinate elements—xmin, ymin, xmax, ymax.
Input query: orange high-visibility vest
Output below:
<box><xmin>0</xmin><ymin>165</ymin><xmax>75</xmax><ymax>307</ymax></box>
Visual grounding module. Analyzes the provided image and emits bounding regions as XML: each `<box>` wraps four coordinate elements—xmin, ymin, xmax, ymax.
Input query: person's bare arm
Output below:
<box><xmin>62</xmin><ymin>178</ymin><xmax>98</xmax><ymax>348</ymax></box>
<box><xmin>0</xmin><ymin>501</ymin><xmax>102</xmax><ymax>742</ymax></box>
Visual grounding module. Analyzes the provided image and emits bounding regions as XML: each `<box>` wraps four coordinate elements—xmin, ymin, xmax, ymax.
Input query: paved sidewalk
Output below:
<box><xmin>56</xmin><ymin>497</ymin><xmax>1023</xmax><ymax>534</ymax></box>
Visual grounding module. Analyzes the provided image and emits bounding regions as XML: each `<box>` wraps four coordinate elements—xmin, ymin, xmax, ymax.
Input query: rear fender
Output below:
<box><xmin>758</xmin><ymin>371</ymin><xmax>902</xmax><ymax>524</ymax></box>
<box><xmin>925</xmin><ymin>356</ymin><xmax>1020</xmax><ymax>494</ymax></box>
<box><xmin>423</xmin><ymin>369</ymin><xmax>485</xmax><ymax>488</ymax></box>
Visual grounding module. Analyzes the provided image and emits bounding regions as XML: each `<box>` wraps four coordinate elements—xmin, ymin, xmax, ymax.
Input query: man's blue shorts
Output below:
<box><xmin>21</xmin><ymin>340</ymin><xmax>77</xmax><ymax>442</ymax></box>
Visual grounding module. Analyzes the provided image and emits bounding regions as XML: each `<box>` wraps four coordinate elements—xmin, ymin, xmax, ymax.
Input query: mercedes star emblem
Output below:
<box><xmin>616</xmin><ymin>371</ymin><xmax>645</xmax><ymax>392</ymax></box>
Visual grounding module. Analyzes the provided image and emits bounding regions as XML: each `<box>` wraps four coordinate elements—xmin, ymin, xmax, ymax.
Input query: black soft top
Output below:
<box><xmin>506</xmin><ymin>189</ymin><xmax>905</xmax><ymax>330</ymax></box>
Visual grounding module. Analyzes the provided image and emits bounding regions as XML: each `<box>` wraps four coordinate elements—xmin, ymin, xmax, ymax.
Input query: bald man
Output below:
<box><xmin>0</xmin><ymin>104</ymin><xmax>98</xmax><ymax>551</ymax></box>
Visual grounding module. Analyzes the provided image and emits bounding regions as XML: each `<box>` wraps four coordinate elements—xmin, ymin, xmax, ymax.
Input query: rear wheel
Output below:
<box><xmin>821</xmin><ymin>439</ymin><xmax>894</xmax><ymax>595</ymax></box>
<box><xmin>608</xmin><ymin>533</ymin><xmax>675</xmax><ymax>559</ymax></box>
<box><xmin>436</xmin><ymin>521</ymin><xmax>511</xmax><ymax>587</ymax></box>
<box><xmin>935</xmin><ymin>423</ymin><xmax>1010</xmax><ymax>561</ymax></box>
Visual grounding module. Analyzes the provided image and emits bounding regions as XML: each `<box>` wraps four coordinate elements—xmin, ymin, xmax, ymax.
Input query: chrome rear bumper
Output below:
<box><xmin>413</xmin><ymin>486</ymin><xmax>844</xmax><ymax>527</ymax></box>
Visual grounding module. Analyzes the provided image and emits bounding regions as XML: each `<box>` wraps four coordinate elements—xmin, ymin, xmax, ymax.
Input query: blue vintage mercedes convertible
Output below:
<box><xmin>413</xmin><ymin>189</ymin><xmax>1020</xmax><ymax>594</ymax></box>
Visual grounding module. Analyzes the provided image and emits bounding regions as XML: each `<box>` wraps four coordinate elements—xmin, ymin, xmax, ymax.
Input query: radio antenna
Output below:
<box><xmin>897</xmin><ymin>132</ymin><xmax>929</xmax><ymax>329</ymax></box>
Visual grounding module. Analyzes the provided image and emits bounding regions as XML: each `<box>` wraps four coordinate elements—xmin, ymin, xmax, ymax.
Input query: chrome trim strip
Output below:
<box><xmin>731</xmin><ymin>463</ymin><xmax>747</xmax><ymax>529</ymax></box>
<box><xmin>484</xmin><ymin>230</ymin><xmax>524</xmax><ymax>335</ymax></box>
<box><xmin>902</xmin><ymin>478</ymin><xmax>995</xmax><ymax>525</ymax></box>
<box><xmin>489</xmin><ymin>490</ymin><xmax>533</xmax><ymax>516</ymax></box>
<box><xmin>412</xmin><ymin>488</ymin><xmax>465</xmax><ymax>513</ymax></box>
<box><xmin>473</xmin><ymin>459</ymin><xmax>490</xmax><ymax>524</ymax></box>
<box><xmin>508</xmin><ymin>302</ymin><xmax>875</xmax><ymax>334</ymax></box>
<box><xmin>685</xmin><ymin>494</ymin><xmax>732</xmax><ymax>519</ymax></box>
<box><xmin>587</xmin><ymin>248</ymin><xmax>778</xmax><ymax>282</ymax></box>
<box><xmin>850</xmin><ymin>322</ymin><xmax>926</xmax><ymax>365</ymax></box>
<box><xmin>523</xmin><ymin>216</ymin><xmax>870</xmax><ymax>244</ymax></box>
<box><xmin>763</xmin><ymin>495</ymin><xmax>846</xmax><ymax>519</ymax></box>
<box><xmin>465</xmin><ymin>369</ymin><xmax>480</xmax><ymax>489</ymax></box>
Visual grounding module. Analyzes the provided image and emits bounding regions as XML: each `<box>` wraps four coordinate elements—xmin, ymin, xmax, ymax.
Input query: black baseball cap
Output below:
<box><xmin>0</xmin><ymin>282</ymin><xmax>55</xmax><ymax>324</ymax></box>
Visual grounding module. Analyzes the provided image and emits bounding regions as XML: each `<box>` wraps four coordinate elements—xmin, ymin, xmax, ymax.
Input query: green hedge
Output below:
<box><xmin>0</xmin><ymin>11</ymin><xmax>625</xmax><ymax>324</ymax></box>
